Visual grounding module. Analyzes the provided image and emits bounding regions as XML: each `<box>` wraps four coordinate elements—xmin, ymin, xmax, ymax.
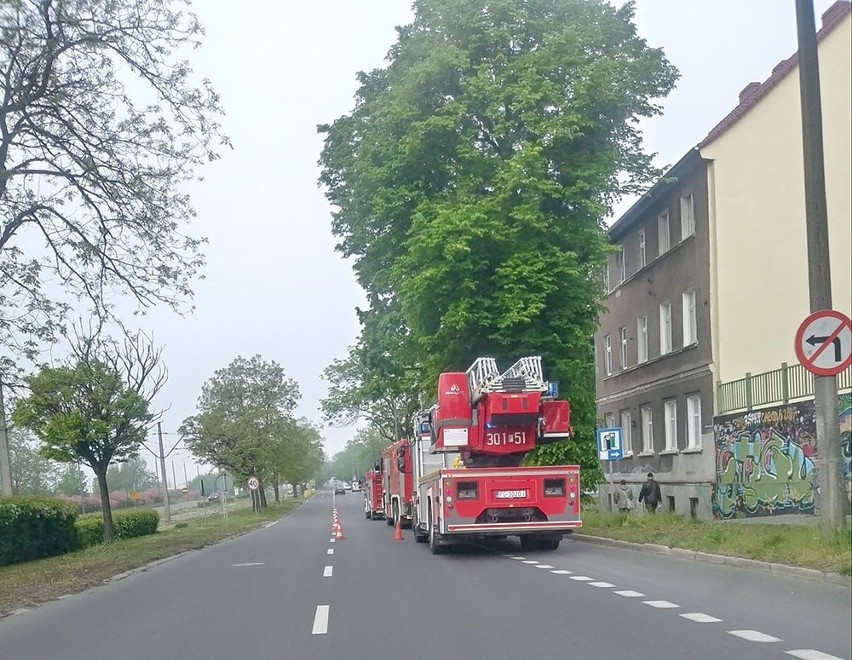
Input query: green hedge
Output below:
<box><xmin>114</xmin><ymin>510</ymin><xmax>159</xmax><ymax>539</ymax></box>
<box><xmin>75</xmin><ymin>516</ymin><xmax>104</xmax><ymax>549</ymax></box>
<box><xmin>0</xmin><ymin>496</ymin><xmax>79</xmax><ymax>567</ymax></box>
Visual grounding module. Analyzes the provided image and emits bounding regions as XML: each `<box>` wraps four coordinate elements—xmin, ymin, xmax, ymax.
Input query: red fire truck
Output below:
<box><xmin>410</xmin><ymin>356</ymin><xmax>581</xmax><ymax>553</ymax></box>
<box><xmin>381</xmin><ymin>438</ymin><xmax>414</xmax><ymax>528</ymax></box>
<box><xmin>363</xmin><ymin>468</ymin><xmax>384</xmax><ymax>520</ymax></box>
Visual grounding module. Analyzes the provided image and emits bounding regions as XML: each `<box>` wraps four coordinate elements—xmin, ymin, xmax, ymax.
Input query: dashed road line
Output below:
<box><xmin>330</xmin><ymin>538</ymin><xmax>335</xmax><ymax>543</ymax></box>
<box><xmin>786</xmin><ymin>650</ymin><xmax>846</xmax><ymax>660</ymax></box>
<box><xmin>680</xmin><ymin>613</ymin><xmax>722</xmax><ymax>623</ymax></box>
<box><xmin>588</xmin><ymin>581</ymin><xmax>615</xmax><ymax>588</ymax></box>
<box><xmin>327</xmin><ymin>549</ymin><xmax>334</xmax><ymax>555</ymax></box>
<box><xmin>569</xmin><ymin>576</ymin><xmax>593</xmax><ymax>581</ymax></box>
<box><xmin>232</xmin><ymin>562</ymin><xmax>264</xmax><ymax>567</ymax></box>
<box><xmin>614</xmin><ymin>590</ymin><xmax>645</xmax><ymax>597</ymax></box>
<box><xmin>264</xmin><ymin>521</ymin><xmax>279</xmax><ymax>528</ymax></box>
<box><xmin>534</xmin><ymin>564</ymin><xmax>554</xmax><ymax>569</ymax></box>
<box><xmin>323</xmin><ymin>566</ymin><xmax>333</xmax><ymax>578</ymax></box>
<box><xmin>509</xmin><ymin>556</ymin><xmax>526</xmax><ymax>560</ymax></box>
<box><xmin>311</xmin><ymin>605</ymin><xmax>330</xmax><ymax>635</ymax></box>
<box><xmin>727</xmin><ymin>630</ymin><xmax>781</xmax><ymax>643</ymax></box>
<box><xmin>643</xmin><ymin>600</ymin><xmax>679</xmax><ymax>609</ymax></box>
<box><xmin>551</xmin><ymin>569</ymin><xmax>572</xmax><ymax>575</ymax></box>
<box><xmin>521</xmin><ymin>560</ymin><xmax>539</xmax><ymax>564</ymax></box>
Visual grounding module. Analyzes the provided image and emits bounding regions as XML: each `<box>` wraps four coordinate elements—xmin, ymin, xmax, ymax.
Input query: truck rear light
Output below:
<box><xmin>457</xmin><ymin>481</ymin><xmax>478</xmax><ymax>500</ymax></box>
<box><xmin>544</xmin><ymin>478</ymin><xmax>565</xmax><ymax>497</ymax></box>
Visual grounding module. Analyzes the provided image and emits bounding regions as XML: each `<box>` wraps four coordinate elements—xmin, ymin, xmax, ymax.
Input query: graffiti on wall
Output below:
<box><xmin>713</xmin><ymin>395</ymin><xmax>852</xmax><ymax>519</ymax></box>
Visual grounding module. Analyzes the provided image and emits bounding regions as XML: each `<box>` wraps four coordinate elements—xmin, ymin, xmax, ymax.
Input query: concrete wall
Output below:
<box><xmin>701</xmin><ymin>14</ymin><xmax>852</xmax><ymax>384</ymax></box>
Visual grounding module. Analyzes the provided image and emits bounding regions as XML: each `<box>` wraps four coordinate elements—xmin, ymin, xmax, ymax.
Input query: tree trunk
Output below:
<box><xmin>259</xmin><ymin>485</ymin><xmax>268</xmax><ymax>508</ymax></box>
<box><xmin>95</xmin><ymin>467</ymin><xmax>115</xmax><ymax>543</ymax></box>
<box><xmin>273</xmin><ymin>475</ymin><xmax>280</xmax><ymax>504</ymax></box>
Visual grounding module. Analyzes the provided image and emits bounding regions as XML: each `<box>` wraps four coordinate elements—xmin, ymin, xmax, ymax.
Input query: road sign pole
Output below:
<box><xmin>795</xmin><ymin>0</ymin><xmax>846</xmax><ymax>530</ymax></box>
<box><xmin>158</xmin><ymin>422</ymin><xmax>171</xmax><ymax>523</ymax></box>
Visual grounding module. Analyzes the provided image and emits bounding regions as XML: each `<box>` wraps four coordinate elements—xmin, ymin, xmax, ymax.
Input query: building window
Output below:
<box><xmin>637</xmin><ymin>316</ymin><xmax>648</xmax><ymax>363</ymax></box>
<box><xmin>620</xmin><ymin>410</ymin><xmax>632</xmax><ymax>455</ymax></box>
<box><xmin>602</xmin><ymin>264</ymin><xmax>610</xmax><ymax>294</ymax></box>
<box><xmin>619</xmin><ymin>326</ymin><xmax>628</xmax><ymax>370</ymax></box>
<box><xmin>616</xmin><ymin>248</ymin><xmax>625</xmax><ymax>284</ymax></box>
<box><xmin>659</xmin><ymin>302</ymin><xmax>672</xmax><ymax>355</ymax></box>
<box><xmin>604</xmin><ymin>412</ymin><xmax>615</xmax><ymax>429</ymax></box>
<box><xmin>664</xmin><ymin>399</ymin><xmax>678</xmax><ymax>451</ymax></box>
<box><xmin>681</xmin><ymin>194</ymin><xmax>695</xmax><ymax>238</ymax></box>
<box><xmin>658</xmin><ymin>210</ymin><xmax>670</xmax><ymax>255</ymax></box>
<box><xmin>640</xmin><ymin>405</ymin><xmax>653</xmax><ymax>454</ymax></box>
<box><xmin>604</xmin><ymin>335</ymin><xmax>612</xmax><ymax>376</ymax></box>
<box><xmin>638</xmin><ymin>229</ymin><xmax>646</xmax><ymax>268</ymax></box>
<box><xmin>683</xmin><ymin>290</ymin><xmax>697</xmax><ymax>345</ymax></box>
<box><xmin>687</xmin><ymin>394</ymin><xmax>702</xmax><ymax>449</ymax></box>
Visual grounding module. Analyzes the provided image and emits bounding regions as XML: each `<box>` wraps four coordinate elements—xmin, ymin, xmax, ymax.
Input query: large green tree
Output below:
<box><xmin>319</xmin><ymin>0</ymin><xmax>677</xmax><ymax>483</ymax></box>
<box><xmin>104</xmin><ymin>456</ymin><xmax>158</xmax><ymax>493</ymax></box>
<box><xmin>7</xmin><ymin>427</ymin><xmax>58</xmax><ymax>495</ymax></box>
<box><xmin>12</xmin><ymin>331</ymin><xmax>166</xmax><ymax>542</ymax></box>
<box><xmin>0</xmin><ymin>0</ymin><xmax>226</xmax><ymax>368</ymax></box>
<box><xmin>181</xmin><ymin>355</ymin><xmax>301</xmax><ymax>508</ymax></box>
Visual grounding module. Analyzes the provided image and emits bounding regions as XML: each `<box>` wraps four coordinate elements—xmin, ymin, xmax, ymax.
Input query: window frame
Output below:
<box><xmin>637</xmin><ymin>316</ymin><xmax>648</xmax><ymax>363</ymax></box>
<box><xmin>683</xmin><ymin>289</ymin><xmax>697</xmax><ymax>346</ymax></box>
<box><xmin>616</xmin><ymin>247</ymin><xmax>626</xmax><ymax>284</ymax></box>
<box><xmin>604</xmin><ymin>335</ymin><xmax>612</xmax><ymax>376</ymax></box>
<box><xmin>640</xmin><ymin>405</ymin><xmax>654</xmax><ymax>454</ymax></box>
<box><xmin>620</xmin><ymin>410</ymin><xmax>633</xmax><ymax>455</ymax></box>
<box><xmin>658</xmin><ymin>210</ymin><xmax>670</xmax><ymax>255</ymax></box>
<box><xmin>686</xmin><ymin>394</ymin><xmax>702</xmax><ymax>449</ymax></box>
<box><xmin>664</xmin><ymin>399</ymin><xmax>678</xmax><ymax>452</ymax></box>
<box><xmin>659</xmin><ymin>302</ymin><xmax>672</xmax><ymax>355</ymax></box>
<box><xmin>638</xmin><ymin>229</ymin><xmax>646</xmax><ymax>268</ymax></box>
<box><xmin>619</xmin><ymin>326</ymin><xmax>628</xmax><ymax>370</ymax></box>
<box><xmin>681</xmin><ymin>194</ymin><xmax>695</xmax><ymax>238</ymax></box>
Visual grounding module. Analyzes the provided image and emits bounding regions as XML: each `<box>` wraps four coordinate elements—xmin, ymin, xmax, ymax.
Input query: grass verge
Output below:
<box><xmin>0</xmin><ymin>498</ymin><xmax>304</xmax><ymax>619</ymax></box>
<box><xmin>578</xmin><ymin>509</ymin><xmax>852</xmax><ymax>576</ymax></box>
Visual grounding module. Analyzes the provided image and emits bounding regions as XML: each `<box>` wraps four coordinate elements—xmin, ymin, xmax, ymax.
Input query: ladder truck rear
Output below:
<box><xmin>410</xmin><ymin>356</ymin><xmax>581</xmax><ymax>553</ymax></box>
<box><xmin>381</xmin><ymin>439</ymin><xmax>414</xmax><ymax>528</ymax></box>
<box><xmin>363</xmin><ymin>468</ymin><xmax>385</xmax><ymax>520</ymax></box>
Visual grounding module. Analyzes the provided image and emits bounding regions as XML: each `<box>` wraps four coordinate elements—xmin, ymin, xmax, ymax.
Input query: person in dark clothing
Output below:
<box><xmin>638</xmin><ymin>472</ymin><xmax>661</xmax><ymax>514</ymax></box>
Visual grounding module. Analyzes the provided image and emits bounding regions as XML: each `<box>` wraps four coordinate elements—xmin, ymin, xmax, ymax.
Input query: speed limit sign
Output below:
<box><xmin>247</xmin><ymin>476</ymin><xmax>260</xmax><ymax>491</ymax></box>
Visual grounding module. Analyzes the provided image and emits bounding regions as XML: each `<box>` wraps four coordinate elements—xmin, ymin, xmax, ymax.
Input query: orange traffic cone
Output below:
<box><xmin>394</xmin><ymin>520</ymin><xmax>404</xmax><ymax>541</ymax></box>
<box><xmin>335</xmin><ymin>524</ymin><xmax>345</xmax><ymax>540</ymax></box>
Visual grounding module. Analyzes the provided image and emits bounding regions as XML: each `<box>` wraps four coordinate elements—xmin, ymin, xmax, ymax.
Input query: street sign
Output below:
<box><xmin>794</xmin><ymin>309</ymin><xmax>852</xmax><ymax>376</ymax></box>
<box><xmin>596</xmin><ymin>427</ymin><xmax>623</xmax><ymax>461</ymax></box>
<box><xmin>247</xmin><ymin>476</ymin><xmax>260</xmax><ymax>491</ymax></box>
<box><xmin>129</xmin><ymin>491</ymin><xmax>141</xmax><ymax>501</ymax></box>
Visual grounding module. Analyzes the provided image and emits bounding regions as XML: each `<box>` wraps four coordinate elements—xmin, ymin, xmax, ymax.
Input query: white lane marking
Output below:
<box><xmin>588</xmin><ymin>581</ymin><xmax>615</xmax><ymax>588</ymax></box>
<box><xmin>330</xmin><ymin>538</ymin><xmax>335</xmax><ymax>543</ymax></box>
<box><xmin>312</xmin><ymin>605</ymin><xmax>329</xmax><ymax>635</ymax></box>
<box><xmin>323</xmin><ymin>566</ymin><xmax>333</xmax><ymax>577</ymax></box>
<box><xmin>727</xmin><ymin>630</ymin><xmax>781</xmax><ymax>643</ymax></box>
<box><xmin>327</xmin><ymin>549</ymin><xmax>334</xmax><ymax>555</ymax></box>
<box><xmin>522</xmin><ymin>560</ymin><xmax>539</xmax><ymax>564</ymax></box>
<box><xmin>264</xmin><ymin>521</ymin><xmax>279</xmax><ymax>528</ymax></box>
<box><xmin>509</xmin><ymin>556</ymin><xmax>526</xmax><ymax>560</ymax></box>
<box><xmin>534</xmin><ymin>564</ymin><xmax>554</xmax><ymax>569</ymax></box>
<box><xmin>786</xmin><ymin>651</ymin><xmax>846</xmax><ymax>660</ymax></box>
<box><xmin>551</xmin><ymin>569</ymin><xmax>572</xmax><ymax>575</ymax></box>
<box><xmin>614</xmin><ymin>590</ymin><xmax>645</xmax><ymax>597</ymax></box>
<box><xmin>680</xmin><ymin>613</ymin><xmax>722</xmax><ymax>623</ymax></box>
<box><xmin>644</xmin><ymin>600</ymin><xmax>679</xmax><ymax>609</ymax></box>
<box><xmin>232</xmin><ymin>562</ymin><xmax>264</xmax><ymax>567</ymax></box>
<box><xmin>569</xmin><ymin>576</ymin><xmax>593</xmax><ymax>581</ymax></box>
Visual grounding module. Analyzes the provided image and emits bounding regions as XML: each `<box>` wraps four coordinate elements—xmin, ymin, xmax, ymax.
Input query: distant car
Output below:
<box><xmin>334</xmin><ymin>485</ymin><xmax>346</xmax><ymax>495</ymax></box>
<box><xmin>207</xmin><ymin>492</ymin><xmax>220</xmax><ymax>502</ymax></box>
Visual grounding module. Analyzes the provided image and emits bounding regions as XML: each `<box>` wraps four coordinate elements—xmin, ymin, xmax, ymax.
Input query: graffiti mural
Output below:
<box><xmin>713</xmin><ymin>395</ymin><xmax>852</xmax><ymax>519</ymax></box>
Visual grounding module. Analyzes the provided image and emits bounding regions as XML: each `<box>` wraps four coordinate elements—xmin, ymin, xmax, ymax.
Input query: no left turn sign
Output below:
<box><xmin>794</xmin><ymin>309</ymin><xmax>852</xmax><ymax>376</ymax></box>
<box><xmin>247</xmin><ymin>476</ymin><xmax>260</xmax><ymax>491</ymax></box>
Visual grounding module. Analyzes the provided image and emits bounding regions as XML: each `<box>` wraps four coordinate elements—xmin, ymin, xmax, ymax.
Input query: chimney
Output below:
<box><xmin>738</xmin><ymin>82</ymin><xmax>761</xmax><ymax>104</ymax></box>
<box><xmin>822</xmin><ymin>1</ymin><xmax>850</xmax><ymax>28</ymax></box>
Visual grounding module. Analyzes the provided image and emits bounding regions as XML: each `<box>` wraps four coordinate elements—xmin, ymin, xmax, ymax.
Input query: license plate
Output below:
<box><xmin>495</xmin><ymin>490</ymin><xmax>527</xmax><ymax>499</ymax></box>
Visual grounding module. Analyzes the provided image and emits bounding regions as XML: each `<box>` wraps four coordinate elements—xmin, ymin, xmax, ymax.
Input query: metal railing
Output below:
<box><xmin>716</xmin><ymin>362</ymin><xmax>852</xmax><ymax>414</ymax></box>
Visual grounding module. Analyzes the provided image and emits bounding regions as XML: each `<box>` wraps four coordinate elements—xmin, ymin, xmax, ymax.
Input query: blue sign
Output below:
<box><xmin>596</xmin><ymin>427</ymin><xmax>623</xmax><ymax>461</ymax></box>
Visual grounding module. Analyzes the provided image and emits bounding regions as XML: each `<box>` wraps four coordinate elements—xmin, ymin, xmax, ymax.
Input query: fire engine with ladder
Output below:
<box><xmin>363</xmin><ymin>467</ymin><xmax>384</xmax><ymax>520</ymax></box>
<box><xmin>409</xmin><ymin>356</ymin><xmax>581</xmax><ymax>553</ymax></box>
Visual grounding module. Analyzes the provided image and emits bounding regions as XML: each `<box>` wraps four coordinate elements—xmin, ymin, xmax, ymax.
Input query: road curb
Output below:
<box><xmin>574</xmin><ymin>534</ymin><xmax>851</xmax><ymax>586</ymax></box>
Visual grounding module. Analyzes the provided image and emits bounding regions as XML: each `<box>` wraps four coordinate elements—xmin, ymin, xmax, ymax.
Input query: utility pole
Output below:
<box><xmin>157</xmin><ymin>422</ymin><xmax>172</xmax><ymax>522</ymax></box>
<box><xmin>795</xmin><ymin>0</ymin><xmax>845</xmax><ymax>531</ymax></box>
<box><xmin>171</xmin><ymin>457</ymin><xmax>177</xmax><ymax>495</ymax></box>
<box><xmin>0</xmin><ymin>382</ymin><xmax>12</xmax><ymax>495</ymax></box>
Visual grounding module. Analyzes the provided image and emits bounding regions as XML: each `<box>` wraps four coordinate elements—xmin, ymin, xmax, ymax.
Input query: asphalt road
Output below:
<box><xmin>0</xmin><ymin>490</ymin><xmax>848</xmax><ymax>660</ymax></box>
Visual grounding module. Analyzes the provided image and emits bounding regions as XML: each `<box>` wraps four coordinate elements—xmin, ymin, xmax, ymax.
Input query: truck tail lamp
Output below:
<box><xmin>543</xmin><ymin>478</ymin><xmax>566</xmax><ymax>497</ymax></box>
<box><xmin>457</xmin><ymin>481</ymin><xmax>479</xmax><ymax>500</ymax></box>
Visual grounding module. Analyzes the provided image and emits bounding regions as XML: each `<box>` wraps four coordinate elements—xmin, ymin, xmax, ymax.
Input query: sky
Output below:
<box><xmin>116</xmin><ymin>0</ymin><xmax>841</xmax><ymax>481</ymax></box>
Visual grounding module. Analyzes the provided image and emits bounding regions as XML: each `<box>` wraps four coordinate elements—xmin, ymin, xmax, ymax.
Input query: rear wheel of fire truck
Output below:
<box><xmin>411</xmin><ymin>511</ymin><xmax>428</xmax><ymax>543</ymax></box>
<box><xmin>385</xmin><ymin>498</ymin><xmax>395</xmax><ymax>526</ymax></box>
<box><xmin>365</xmin><ymin>508</ymin><xmax>371</xmax><ymax>519</ymax></box>
<box><xmin>428</xmin><ymin>506</ymin><xmax>447</xmax><ymax>554</ymax></box>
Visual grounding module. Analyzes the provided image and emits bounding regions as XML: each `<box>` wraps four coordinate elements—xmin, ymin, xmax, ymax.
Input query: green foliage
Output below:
<box><xmin>104</xmin><ymin>457</ymin><xmax>158</xmax><ymax>494</ymax></box>
<box><xmin>324</xmin><ymin>426</ymin><xmax>389</xmax><ymax>482</ymax></box>
<box><xmin>0</xmin><ymin>496</ymin><xmax>79</xmax><ymax>566</ymax></box>
<box><xmin>6</xmin><ymin>427</ymin><xmax>60</xmax><ymax>495</ymax></box>
<box><xmin>174</xmin><ymin>522</ymin><xmax>188</xmax><ymax>529</ymax></box>
<box><xmin>318</xmin><ymin>0</ymin><xmax>678</xmax><ymax>477</ymax></box>
<box><xmin>54</xmin><ymin>464</ymin><xmax>89</xmax><ymax>498</ymax></box>
<box><xmin>113</xmin><ymin>510</ymin><xmax>159</xmax><ymax>539</ymax></box>
<box><xmin>75</xmin><ymin>516</ymin><xmax>104</xmax><ymax>549</ymax></box>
